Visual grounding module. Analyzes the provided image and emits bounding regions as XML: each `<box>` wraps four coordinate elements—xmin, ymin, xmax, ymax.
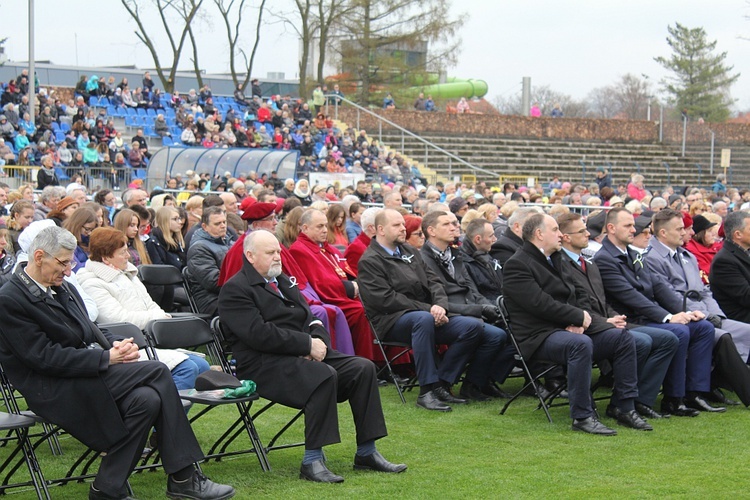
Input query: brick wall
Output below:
<box><xmin>335</xmin><ymin>108</ymin><xmax>750</xmax><ymax>145</ymax></box>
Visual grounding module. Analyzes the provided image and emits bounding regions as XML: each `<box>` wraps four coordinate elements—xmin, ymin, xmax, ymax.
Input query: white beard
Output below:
<box><xmin>267</xmin><ymin>263</ymin><xmax>282</xmax><ymax>278</ymax></box>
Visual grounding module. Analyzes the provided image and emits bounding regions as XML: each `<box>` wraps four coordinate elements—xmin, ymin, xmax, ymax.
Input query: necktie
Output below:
<box><xmin>579</xmin><ymin>256</ymin><xmax>587</xmax><ymax>272</ymax></box>
<box><xmin>268</xmin><ymin>281</ymin><xmax>281</xmax><ymax>296</ymax></box>
<box><xmin>673</xmin><ymin>252</ymin><xmax>686</xmax><ymax>278</ymax></box>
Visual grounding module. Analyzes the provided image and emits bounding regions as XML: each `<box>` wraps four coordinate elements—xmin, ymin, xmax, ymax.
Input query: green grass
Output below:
<box><xmin>4</xmin><ymin>379</ymin><xmax>750</xmax><ymax>499</ymax></box>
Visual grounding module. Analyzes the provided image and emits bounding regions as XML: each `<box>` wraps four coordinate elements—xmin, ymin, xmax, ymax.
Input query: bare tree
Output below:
<box><xmin>120</xmin><ymin>0</ymin><xmax>204</xmax><ymax>93</ymax></box>
<box><xmin>587</xmin><ymin>86</ymin><xmax>620</xmax><ymax>119</ymax></box>
<box><xmin>336</xmin><ymin>0</ymin><xmax>465</xmax><ymax>105</ymax></box>
<box><xmin>214</xmin><ymin>0</ymin><xmax>268</xmax><ymax>92</ymax></box>
<box><xmin>269</xmin><ymin>0</ymin><xmax>315</xmax><ymax>100</ymax></box>
<box><xmin>493</xmin><ymin>85</ymin><xmax>589</xmax><ymax>117</ymax></box>
<box><xmin>612</xmin><ymin>73</ymin><xmax>652</xmax><ymax>120</ymax></box>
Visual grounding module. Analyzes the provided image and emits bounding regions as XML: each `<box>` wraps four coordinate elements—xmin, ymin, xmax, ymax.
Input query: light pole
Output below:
<box><xmin>28</xmin><ymin>0</ymin><xmax>35</xmax><ymax>127</ymax></box>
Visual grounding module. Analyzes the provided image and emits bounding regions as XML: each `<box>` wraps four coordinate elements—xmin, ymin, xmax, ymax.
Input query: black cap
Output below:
<box><xmin>586</xmin><ymin>211</ymin><xmax>607</xmax><ymax>239</ymax></box>
<box><xmin>194</xmin><ymin>370</ymin><xmax>242</xmax><ymax>391</ymax></box>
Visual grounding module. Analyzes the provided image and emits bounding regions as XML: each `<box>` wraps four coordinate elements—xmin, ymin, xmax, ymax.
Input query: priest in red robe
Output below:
<box><xmin>289</xmin><ymin>209</ymin><xmax>376</xmax><ymax>360</ymax></box>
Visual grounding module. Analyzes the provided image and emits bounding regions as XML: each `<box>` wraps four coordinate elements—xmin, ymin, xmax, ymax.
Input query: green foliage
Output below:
<box><xmin>654</xmin><ymin>23</ymin><xmax>740</xmax><ymax>122</ymax></box>
<box><xmin>15</xmin><ymin>381</ymin><xmax>750</xmax><ymax>498</ymax></box>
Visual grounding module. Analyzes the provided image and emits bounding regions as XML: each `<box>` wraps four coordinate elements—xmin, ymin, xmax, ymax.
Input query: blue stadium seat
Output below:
<box><xmin>162</xmin><ymin>136</ymin><xmax>174</xmax><ymax>147</ymax></box>
<box><xmin>125</xmin><ymin>116</ymin><xmax>137</xmax><ymax>129</ymax></box>
<box><xmin>55</xmin><ymin>167</ymin><xmax>70</xmax><ymax>181</ymax></box>
<box><xmin>99</xmin><ymin>96</ymin><xmax>110</xmax><ymax>106</ymax></box>
<box><xmin>143</xmin><ymin>126</ymin><xmax>156</xmax><ymax>137</ymax></box>
<box><xmin>146</xmin><ymin>108</ymin><xmax>156</xmax><ymax>117</ymax></box>
<box><xmin>195</xmin><ymin>112</ymin><xmax>205</xmax><ymax>120</ymax></box>
<box><xmin>136</xmin><ymin>108</ymin><xmax>147</xmax><ymax>117</ymax></box>
<box><xmin>60</xmin><ymin>122</ymin><xmax>71</xmax><ymax>132</ymax></box>
<box><xmin>55</xmin><ymin>131</ymin><xmax>65</xmax><ymax>143</ymax></box>
<box><xmin>125</xmin><ymin>107</ymin><xmax>137</xmax><ymax>116</ymax></box>
<box><xmin>164</xmin><ymin>108</ymin><xmax>176</xmax><ymax>118</ymax></box>
<box><xmin>89</xmin><ymin>96</ymin><xmax>98</xmax><ymax>107</ymax></box>
<box><xmin>51</xmin><ymin>122</ymin><xmax>60</xmax><ymax>132</ymax></box>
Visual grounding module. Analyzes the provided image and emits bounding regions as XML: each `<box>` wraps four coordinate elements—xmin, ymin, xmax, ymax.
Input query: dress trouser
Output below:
<box><xmin>387</xmin><ymin>311</ymin><xmax>483</xmax><ymax>387</ymax></box>
<box><xmin>532</xmin><ymin>328</ymin><xmax>638</xmax><ymax>420</ymax></box>
<box><xmin>712</xmin><ymin>332</ymin><xmax>750</xmax><ymax>406</ymax></box>
<box><xmin>630</xmin><ymin>327</ymin><xmax>679</xmax><ymax>407</ymax></box>
<box><xmin>97</xmin><ymin>361</ymin><xmax>203</xmax><ymax>497</ymax></box>
<box><xmin>646</xmin><ymin>319</ymin><xmax>714</xmax><ymax>397</ymax></box>
<box><xmin>301</xmin><ymin>351</ymin><xmax>388</xmax><ymax>450</ymax></box>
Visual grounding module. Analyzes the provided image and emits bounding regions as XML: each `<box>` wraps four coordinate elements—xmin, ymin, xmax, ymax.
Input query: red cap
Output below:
<box><xmin>239</xmin><ymin>196</ymin><xmax>257</xmax><ymax>212</ymax></box>
<box><xmin>241</xmin><ymin>202</ymin><xmax>277</xmax><ymax>222</ymax></box>
<box><xmin>682</xmin><ymin>211</ymin><xmax>693</xmax><ymax>229</ymax></box>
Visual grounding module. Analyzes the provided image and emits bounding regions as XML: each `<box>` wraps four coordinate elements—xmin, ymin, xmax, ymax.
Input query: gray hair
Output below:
<box><xmin>40</xmin><ymin>185</ymin><xmax>61</xmax><ymax>202</ymax></box>
<box><xmin>509</xmin><ymin>206</ymin><xmax>543</xmax><ymax>228</ymax></box>
<box><xmin>340</xmin><ymin>195</ymin><xmax>360</xmax><ymax>214</ymax></box>
<box><xmin>299</xmin><ymin>208</ymin><xmax>324</xmax><ymax>227</ymax></box>
<box><xmin>243</xmin><ymin>229</ymin><xmax>275</xmax><ymax>254</ymax></box>
<box><xmin>360</xmin><ymin>207</ymin><xmax>381</xmax><ymax>231</ymax></box>
<box><xmin>724</xmin><ymin>211</ymin><xmax>750</xmax><ymax>242</ymax></box>
<box><xmin>522</xmin><ymin>213</ymin><xmax>547</xmax><ymax>242</ymax></box>
<box><xmin>121</xmin><ymin>188</ymin><xmax>145</xmax><ymax>205</ymax></box>
<box><xmin>29</xmin><ymin>226</ymin><xmax>77</xmax><ymax>257</ymax></box>
<box><xmin>713</xmin><ymin>200</ymin><xmax>728</xmax><ymax>211</ymax></box>
<box><xmin>650</xmin><ymin>197</ymin><xmax>667</xmax><ymax>210</ymax></box>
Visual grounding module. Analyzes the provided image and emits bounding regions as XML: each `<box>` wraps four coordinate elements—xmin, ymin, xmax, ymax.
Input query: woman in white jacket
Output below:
<box><xmin>77</xmin><ymin>226</ymin><xmax>210</xmax><ymax>390</ymax></box>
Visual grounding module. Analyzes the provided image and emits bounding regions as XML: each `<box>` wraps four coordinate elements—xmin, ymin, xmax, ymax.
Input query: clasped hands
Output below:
<box><xmin>109</xmin><ymin>337</ymin><xmax>140</xmax><ymax>365</ymax></box>
<box><xmin>565</xmin><ymin>311</ymin><xmax>592</xmax><ymax>335</ymax></box>
<box><xmin>669</xmin><ymin>310</ymin><xmax>706</xmax><ymax>324</ymax></box>
<box><xmin>430</xmin><ymin>305</ymin><xmax>448</xmax><ymax>327</ymax></box>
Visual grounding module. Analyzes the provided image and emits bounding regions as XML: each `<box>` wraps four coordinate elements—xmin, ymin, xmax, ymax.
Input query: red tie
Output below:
<box><xmin>579</xmin><ymin>256</ymin><xmax>587</xmax><ymax>272</ymax></box>
<box><xmin>268</xmin><ymin>281</ymin><xmax>281</xmax><ymax>296</ymax></box>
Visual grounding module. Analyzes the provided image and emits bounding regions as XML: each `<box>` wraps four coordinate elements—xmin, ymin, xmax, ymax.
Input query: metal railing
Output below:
<box><xmin>324</xmin><ymin>95</ymin><xmax>497</xmax><ymax>180</ymax></box>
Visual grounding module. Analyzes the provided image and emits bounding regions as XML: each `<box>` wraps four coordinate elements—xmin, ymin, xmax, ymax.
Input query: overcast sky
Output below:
<box><xmin>3</xmin><ymin>0</ymin><xmax>750</xmax><ymax>112</ymax></box>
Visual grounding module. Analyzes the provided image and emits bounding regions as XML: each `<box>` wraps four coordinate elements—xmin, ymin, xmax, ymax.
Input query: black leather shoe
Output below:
<box><xmin>416</xmin><ymin>391</ymin><xmax>452</xmax><ymax>412</ymax></box>
<box><xmin>635</xmin><ymin>402</ymin><xmax>668</xmax><ymax>419</ymax></box>
<box><xmin>167</xmin><ymin>471</ymin><xmax>236</xmax><ymax>499</ymax></box>
<box><xmin>522</xmin><ymin>383</ymin><xmax>551</xmax><ymax>400</ymax></box>
<box><xmin>89</xmin><ymin>485</ymin><xmax>135</xmax><ymax>500</ymax></box>
<box><xmin>354</xmin><ymin>451</ymin><xmax>407</xmax><ymax>473</ymax></box>
<box><xmin>433</xmin><ymin>385</ymin><xmax>468</xmax><ymax>405</ymax></box>
<box><xmin>706</xmin><ymin>388</ymin><xmax>740</xmax><ymax>406</ymax></box>
<box><xmin>459</xmin><ymin>382</ymin><xmax>491</xmax><ymax>402</ymax></box>
<box><xmin>660</xmin><ymin>399</ymin><xmax>699</xmax><ymax>417</ymax></box>
<box><xmin>481</xmin><ymin>384</ymin><xmax>512</xmax><ymax>399</ymax></box>
<box><xmin>685</xmin><ymin>393</ymin><xmax>726</xmax><ymax>413</ymax></box>
<box><xmin>605</xmin><ymin>405</ymin><xmax>653</xmax><ymax>431</ymax></box>
<box><xmin>571</xmin><ymin>416</ymin><xmax>617</xmax><ymax>436</ymax></box>
<box><xmin>299</xmin><ymin>460</ymin><xmax>344</xmax><ymax>483</ymax></box>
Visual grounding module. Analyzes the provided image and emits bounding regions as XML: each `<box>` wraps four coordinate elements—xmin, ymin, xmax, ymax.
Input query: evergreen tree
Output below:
<box><xmin>654</xmin><ymin>23</ymin><xmax>739</xmax><ymax>122</ymax></box>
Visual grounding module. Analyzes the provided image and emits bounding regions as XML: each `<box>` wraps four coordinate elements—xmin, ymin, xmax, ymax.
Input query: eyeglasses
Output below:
<box><xmin>170</xmin><ymin>217</ymin><xmax>183</xmax><ymax>222</ymax></box>
<box><xmin>44</xmin><ymin>251</ymin><xmax>76</xmax><ymax>270</ymax></box>
<box><xmin>411</xmin><ymin>231</ymin><xmax>424</xmax><ymax>238</ymax></box>
<box><xmin>81</xmin><ymin>225</ymin><xmax>97</xmax><ymax>234</ymax></box>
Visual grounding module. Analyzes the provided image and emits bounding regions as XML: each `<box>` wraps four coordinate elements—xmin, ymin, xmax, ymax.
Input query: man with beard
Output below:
<box><xmin>218</xmin><ymin>230</ymin><xmax>406</xmax><ymax>483</ymax></box>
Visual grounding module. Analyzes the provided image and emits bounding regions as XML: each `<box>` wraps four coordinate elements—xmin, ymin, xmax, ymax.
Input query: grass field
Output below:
<box><xmin>4</xmin><ymin>378</ymin><xmax>750</xmax><ymax>499</ymax></box>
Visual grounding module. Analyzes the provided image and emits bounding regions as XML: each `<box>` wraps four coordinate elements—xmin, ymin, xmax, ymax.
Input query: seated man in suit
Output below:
<box><xmin>358</xmin><ymin>209</ymin><xmax>490</xmax><ymax>412</ymax></box>
<box><xmin>647</xmin><ymin>209</ymin><xmax>750</xmax><ymax>406</ymax></box>
<box><xmin>490</xmin><ymin>206</ymin><xmax>542</xmax><ymax>265</ymax></box>
<box><xmin>709</xmin><ymin>211</ymin><xmax>750</xmax><ymax>325</ymax></box>
<box><xmin>419</xmin><ymin>211</ymin><xmax>515</xmax><ymax>401</ymax></box>
<box><xmin>557</xmin><ymin>212</ymin><xmax>679</xmax><ymax>419</ymax></box>
<box><xmin>0</xmin><ymin>226</ymin><xmax>234</xmax><ymax>500</ymax></box>
<box><xmin>460</xmin><ymin>218</ymin><xmax>504</xmax><ymax>304</ymax></box>
<box><xmin>502</xmin><ymin>213</ymin><xmax>646</xmax><ymax>435</ymax></box>
<box><xmin>593</xmin><ymin>207</ymin><xmax>718</xmax><ymax>416</ymax></box>
<box><xmin>218</xmin><ymin>230</ymin><xmax>406</xmax><ymax>483</ymax></box>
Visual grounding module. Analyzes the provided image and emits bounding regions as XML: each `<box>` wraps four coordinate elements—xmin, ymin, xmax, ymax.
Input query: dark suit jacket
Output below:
<box><xmin>218</xmin><ymin>259</ymin><xmax>339</xmax><ymax>407</ymax></box>
<box><xmin>502</xmin><ymin>241</ymin><xmax>610</xmax><ymax>359</ymax></box>
<box><xmin>709</xmin><ymin>239</ymin><xmax>750</xmax><ymax>324</ymax></box>
<box><xmin>490</xmin><ymin>228</ymin><xmax>523</xmax><ymax>265</ymax></box>
<box><xmin>358</xmin><ymin>239</ymin><xmax>448</xmax><ymax>339</ymax></box>
<box><xmin>560</xmin><ymin>252</ymin><xmax>618</xmax><ymax>319</ymax></box>
<box><xmin>593</xmin><ymin>237</ymin><xmax>683</xmax><ymax>324</ymax></box>
<box><xmin>419</xmin><ymin>243</ymin><xmax>489</xmax><ymax>318</ymax></box>
<box><xmin>0</xmin><ymin>267</ymin><xmax>129</xmax><ymax>451</ymax></box>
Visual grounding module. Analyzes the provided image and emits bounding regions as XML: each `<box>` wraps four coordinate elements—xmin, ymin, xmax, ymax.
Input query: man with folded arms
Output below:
<box><xmin>358</xmin><ymin>209</ymin><xmax>488</xmax><ymax>412</ymax></box>
<box><xmin>594</xmin><ymin>208</ymin><xmax>716</xmax><ymax>416</ymax></box>
<box><xmin>219</xmin><ymin>230</ymin><xmax>406</xmax><ymax>483</ymax></box>
<box><xmin>503</xmin><ymin>214</ymin><xmax>645</xmax><ymax>435</ymax></box>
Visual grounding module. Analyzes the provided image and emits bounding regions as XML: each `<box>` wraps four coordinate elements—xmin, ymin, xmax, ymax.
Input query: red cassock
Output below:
<box><xmin>289</xmin><ymin>233</ymin><xmax>378</xmax><ymax>360</ymax></box>
<box><xmin>344</xmin><ymin>232</ymin><xmax>370</xmax><ymax>273</ymax></box>
<box><xmin>219</xmin><ymin>232</ymin><xmax>348</xmax><ymax>351</ymax></box>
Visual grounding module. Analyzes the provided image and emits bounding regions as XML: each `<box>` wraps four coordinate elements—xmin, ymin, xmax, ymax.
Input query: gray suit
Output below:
<box><xmin>647</xmin><ymin>239</ymin><xmax>750</xmax><ymax>362</ymax></box>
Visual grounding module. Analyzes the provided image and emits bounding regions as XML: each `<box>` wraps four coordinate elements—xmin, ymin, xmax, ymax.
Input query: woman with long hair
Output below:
<box><xmin>281</xmin><ymin>206</ymin><xmax>305</xmax><ymax>247</ymax></box>
<box><xmin>62</xmin><ymin>206</ymin><xmax>99</xmax><ymax>270</ymax></box>
<box><xmin>326</xmin><ymin>203</ymin><xmax>349</xmax><ymax>247</ymax></box>
<box><xmin>146</xmin><ymin>206</ymin><xmax>187</xmax><ymax>269</ymax></box>
<box><xmin>7</xmin><ymin>200</ymin><xmax>34</xmax><ymax>255</ymax></box>
<box><xmin>113</xmin><ymin>208</ymin><xmax>152</xmax><ymax>267</ymax></box>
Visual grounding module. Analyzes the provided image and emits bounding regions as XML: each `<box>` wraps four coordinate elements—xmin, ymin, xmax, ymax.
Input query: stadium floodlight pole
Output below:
<box><xmin>521</xmin><ymin>77</ymin><xmax>531</xmax><ymax>117</ymax></box>
<box><xmin>28</xmin><ymin>0</ymin><xmax>36</xmax><ymax>127</ymax></box>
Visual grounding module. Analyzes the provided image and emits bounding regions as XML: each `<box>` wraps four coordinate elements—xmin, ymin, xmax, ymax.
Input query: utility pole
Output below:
<box><xmin>521</xmin><ymin>77</ymin><xmax>531</xmax><ymax>117</ymax></box>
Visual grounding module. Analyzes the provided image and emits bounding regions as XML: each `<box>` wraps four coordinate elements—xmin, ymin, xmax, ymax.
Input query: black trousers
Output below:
<box><xmin>713</xmin><ymin>333</ymin><xmax>750</xmax><ymax>406</ymax></box>
<box><xmin>96</xmin><ymin>361</ymin><xmax>203</xmax><ymax>497</ymax></box>
<box><xmin>308</xmin><ymin>352</ymin><xmax>387</xmax><ymax>449</ymax></box>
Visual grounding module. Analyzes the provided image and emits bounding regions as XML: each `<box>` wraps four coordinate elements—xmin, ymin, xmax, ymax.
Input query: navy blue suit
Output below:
<box><xmin>593</xmin><ymin>238</ymin><xmax>714</xmax><ymax>397</ymax></box>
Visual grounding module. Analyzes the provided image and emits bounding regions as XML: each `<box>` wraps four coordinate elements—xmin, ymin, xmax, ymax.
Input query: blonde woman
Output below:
<box><xmin>113</xmin><ymin>208</ymin><xmax>152</xmax><ymax>267</ymax></box>
<box><xmin>146</xmin><ymin>206</ymin><xmax>187</xmax><ymax>269</ymax></box>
